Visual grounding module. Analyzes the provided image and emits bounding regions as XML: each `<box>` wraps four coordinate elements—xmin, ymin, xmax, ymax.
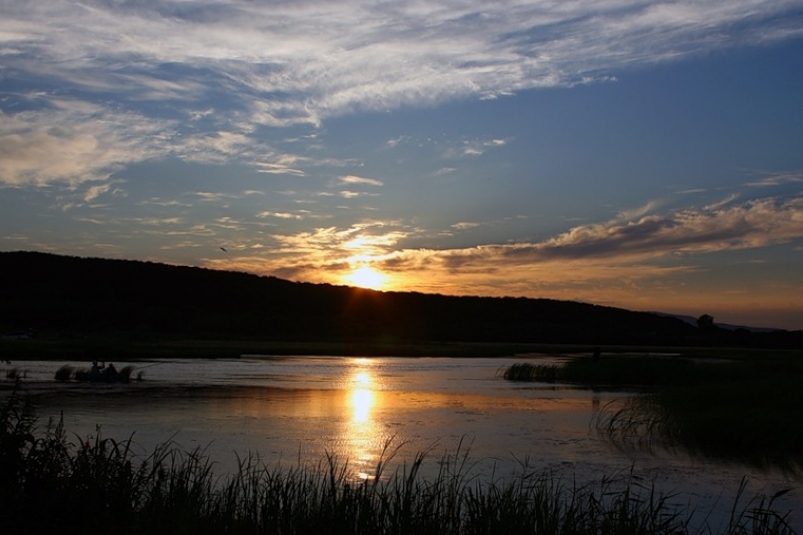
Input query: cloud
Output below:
<box><xmin>269</xmin><ymin>222</ymin><xmax>408</xmax><ymax>258</ymax></box>
<box><xmin>0</xmin><ymin>99</ymin><xmax>173</xmax><ymax>186</ymax></box>
<box><xmin>256</xmin><ymin>211</ymin><xmax>305</xmax><ymax>220</ymax></box>
<box><xmin>434</xmin><ymin>167</ymin><xmax>457</xmax><ymax>176</ymax></box>
<box><xmin>215</xmin><ymin>194</ymin><xmax>803</xmax><ymax>283</ymax></box>
<box><xmin>338</xmin><ymin>190</ymin><xmax>378</xmax><ymax>199</ymax></box>
<box><xmin>745</xmin><ymin>171</ymin><xmax>803</xmax><ymax>187</ymax></box>
<box><xmin>82</xmin><ymin>183</ymin><xmax>110</xmax><ymax>203</ymax></box>
<box><xmin>419</xmin><ymin>195</ymin><xmax>803</xmax><ymax>271</ymax></box>
<box><xmin>703</xmin><ymin>195</ymin><xmax>739</xmax><ymax>211</ymax></box>
<box><xmin>338</xmin><ymin>175</ymin><xmax>384</xmax><ymax>187</ymax></box>
<box><xmin>193</xmin><ymin>193</ymin><xmax>803</xmax><ymax>322</ymax></box>
<box><xmin>386</xmin><ymin>136</ymin><xmax>409</xmax><ymax>148</ymax></box>
<box><xmin>3</xmin><ymin>1</ymin><xmax>802</xmax><ymax>186</ymax></box>
<box><xmin>447</xmin><ymin>137</ymin><xmax>511</xmax><ymax>158</ymax></box>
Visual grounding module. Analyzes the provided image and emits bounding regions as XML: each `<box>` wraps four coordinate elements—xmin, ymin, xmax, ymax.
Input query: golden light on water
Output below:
<box><xmin>346</xmin><ymin>361</ymin><xmax>382</xmax><ymax>480</ymax></box>
<box><xmin>354</xmin><ymin>370</ymin><xmax>370</xmax><ymax>384</ymax></box>
<box><xmin>351</xmin><ymin>388</ymin><xmax>374</xmax><ymax>423</ymax></box>
<box><xmin>351</xmin><ymin>368</ymin><xmax>374</xmax><ymax>423</ymax></box>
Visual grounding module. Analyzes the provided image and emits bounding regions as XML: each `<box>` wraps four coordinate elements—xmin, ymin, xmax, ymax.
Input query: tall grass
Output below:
<box><xmin>4</xmin><ymin>367</ymin><xmax>26</xmax><ymax>380</ymax></box>
<box><xmin>600</xmin><ymin>369</ymin><xmax>803</xmax><ymax>472</ymax></box>
<box><xmin>503</xmin><ymin>357</ymin><xmax>695</xmax><ymax>387</ymax></box>
<box><xmin>504</xmin><ymin>356</ymin><xmax>803</xmax><ymax>472</ymax></box>
<box><xmin>54</xmin><ymin>364</ymin><xmax>74</xmax><ymax>381</ymax></box>
<box><xmin>1</xmin><ymin>386</ymin><xmax>798</xmax><ymax>535</ymax></box>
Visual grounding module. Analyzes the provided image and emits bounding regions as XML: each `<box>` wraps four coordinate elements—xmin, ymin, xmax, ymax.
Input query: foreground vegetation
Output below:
<box><xmin>504</xmin><ymin>354</ymin><xmax>803</xmax><ymax>472</ymax></box>
<box><xmin>2</xmin><ymin>387</ymin><xmax>798</xmax><ymax>535</ymax></box>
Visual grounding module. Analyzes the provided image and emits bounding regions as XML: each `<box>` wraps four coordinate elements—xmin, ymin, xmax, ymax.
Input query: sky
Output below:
<box><xmin>2</xmin><ymin>1</ymin><xmax>803</xmax><ymax>330</ymax></box>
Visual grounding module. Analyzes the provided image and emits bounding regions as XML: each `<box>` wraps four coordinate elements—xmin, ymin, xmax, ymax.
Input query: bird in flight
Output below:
<box><xmin>219</xmin><ymin>247</ymin><xmax>227</xmax><ymax>252</ymax></box>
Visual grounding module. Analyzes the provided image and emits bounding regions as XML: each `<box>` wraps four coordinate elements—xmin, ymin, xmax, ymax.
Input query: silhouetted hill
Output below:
<box><xmin>1</xmin><ymin>251</ymin><xmax>798</xmax><ymax>348</ymax></box>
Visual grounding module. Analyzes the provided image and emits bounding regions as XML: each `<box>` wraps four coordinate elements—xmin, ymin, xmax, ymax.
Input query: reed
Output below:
<box><xmin>502</xmin><ymin>362</ymin><xmax>558</xmax><ymax>382</ymax></box>
<box><xmin>601</xmin><ymin>377</ymin><xmax>803</xmax><ymax>472</ymax></box>
<box><xmin>505</xmin><ymin>356</ymin><xmax>803</xmax><ymax>473</ymax></box>
<box><xmin>119</xmin><ymin>365</ymin><xmax>135</xmax><ymax>381</ymax></box>
<box><xmin>0</xmin><ymin>387</ymin><xmax>798</xmax><ymax>535</ymax></box>
<box><xmin>503</xmin><ymin>357</ymin><xmax>696</xmax><ymax>387</ymax></box>
<box><xmin>54</xmin><ymin>364</ymin><xmax>74</xmax><ymax>381</ymax></box>
<box><xmin>4</xmin><ymin>367</ymin><xmax>26</xmax><ymax>380</ymax></box>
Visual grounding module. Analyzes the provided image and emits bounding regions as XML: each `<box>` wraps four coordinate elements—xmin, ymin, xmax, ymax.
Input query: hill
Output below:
<box><xmin>0</xmin><ymin>251</ymin><xmax>798</xmax><ymax>349</ymax></box>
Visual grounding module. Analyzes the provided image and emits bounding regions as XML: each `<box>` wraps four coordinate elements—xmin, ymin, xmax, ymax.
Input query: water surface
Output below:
<box><xmin>4</xmin><ymin>355</ymin><xmax>801</xmax><ymax>529</ymax></box>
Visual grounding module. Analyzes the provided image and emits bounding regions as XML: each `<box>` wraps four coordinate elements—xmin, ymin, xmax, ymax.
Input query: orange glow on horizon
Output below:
<box><xmin>343</xmin><ymin>265</ymin><xmax>388</xmax><ymax>290</ymax></box>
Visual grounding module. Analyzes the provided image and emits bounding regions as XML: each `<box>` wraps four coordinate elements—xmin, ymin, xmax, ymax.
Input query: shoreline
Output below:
<box><xmin>4</xmin><ymin>338</ymin><xmax>803</xmax><ymax>361</ymax></box>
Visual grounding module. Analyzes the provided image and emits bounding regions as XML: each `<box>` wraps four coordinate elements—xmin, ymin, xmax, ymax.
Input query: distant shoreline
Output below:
<box><xmin>3</xmin><ymin>337</ymin><xmax>801</xmax><ymax>361</ymax></box>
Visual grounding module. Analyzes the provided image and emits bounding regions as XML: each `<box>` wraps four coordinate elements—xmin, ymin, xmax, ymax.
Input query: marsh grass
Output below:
<box><xmin>506</xmin><ymin>355</ymin><xmax>803</xmax><ymax>472</ymax></box>
<box><xmin>54</xmin><ymin>364</ymin><xmax>74</xmax><ymax>381</ymax></box>
<box><xmin>4</xmin><ymin>367</ymin><xmax>26</xmax><ymax>380</ymax></box>
<box><xmin>503</xmin><ymin>357</ymin><xmax>696</xmax><ymax>387</ymax></box>
<box><xmin>503</xmin><ymin>362</ymin><xmax>559</xmax><ymax>382</ymax></box>
<box><xmin>1</xmin><ymin>387</ymin><xmax>798</xmax><ymax>535</ymax></box>
<box><xmin>601</xmin><ymin>372</ymin><xmax>803</xmax><ymax>473</ymax></box>
<box><xmin>69</xmin><ymin>363</ymin><xmax>137</xmax><ymax>383</ymax></box>
<box><xmin>119</xmin><ymin>364</ymin><xmax>135</xmax><ymax>381</ymax></box>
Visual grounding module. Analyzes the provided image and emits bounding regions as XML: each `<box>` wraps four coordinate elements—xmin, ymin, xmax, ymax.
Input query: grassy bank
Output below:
<box><xmin>503</xmin><ymin>354</ymin><xmax>803</xmax><ymax>472</ymax></box>
<box><xmin>1</xmin><ymin>386</ymin><xmax>798</xmax><ymax>535</ymax></box>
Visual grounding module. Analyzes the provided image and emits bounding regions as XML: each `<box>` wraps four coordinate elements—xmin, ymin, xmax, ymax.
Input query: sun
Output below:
<box><xmin>344</xmin><ymin>266</ymin><xmax>388</xmax><ymax>290</ymax></box>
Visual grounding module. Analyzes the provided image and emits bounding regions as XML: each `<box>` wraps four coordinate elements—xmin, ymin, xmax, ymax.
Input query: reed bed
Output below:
<box><xmin>503</xmin><ymin>357</ymin><xmax>695</xmax><ymax>387</ymax></box>
<box><xmin>600</xmin><ymin>372</ymin><xmax>803</xmax><ymax>473</ymax></box>
<box><xmin>504</xmin><ymin>356</ymin><xmax>803</xmax><ymax>473</ymax></box>
<box><xmin>52</xmin><ymin>363</ymin><xmax>137</xmax><ymax>383</ymax></box>
<box><xmin>4</xmin><ymin>367</ymin><xmax>26</xmax><ymax>380</ymax></box>
<box><xmin>54</xmin><ymin>364</ymin><xmax>74</xmax><ymax>381</ymax></box>
<box><xmin>1</xmin><ymin>386</ymin><xmax>798</xmax><ymax>535</ymax></box>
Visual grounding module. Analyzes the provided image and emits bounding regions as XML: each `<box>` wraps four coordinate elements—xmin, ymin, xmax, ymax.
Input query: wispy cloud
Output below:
<box><xmin>256</xmin><ymin>211</ymin><xmax>306</xmax><ymax>220</ymax></box>
<box><xmin>3</xmin><ymin>0</ymin><xmax>802</xmax><ymax>186</ymax></box>
<box><xmin>338</xmin><ymin>175</ymin><xmax>384</xmax><ymax>187</ymax></box>
<box><xmin>338</xmin><ymin>190</ymin><xmax>379</xmax><ymax>199</ymax></box>
<box><xmin>452</xmin><ymin>221</ymin><xmax>481</xmax><ymax>230</ymax></box>
<box><xmin>434</xmin><ymin>167</ymin><xmax>458</xmax><ymax>177</ymax></box>
<box><xmin>745</xmin><ymin>171</ymin><xmax>803</xmax><ymax>187</ymax></box>
<box><xmin>269</xmin><ymin>222</ymin><xmax>409</xmax><ymax>259</ymax></box>
<box><xmin>386</xmin><ymin>136</ymin><xmax>409</xmax><ymax>148</ymax></box>
<box><xmin>0</xmin><ymin>98</ymin><xmax>173</xmax><ymax>187</ymax></box>
<box><xmin>448</xmin><ymin>137</ymin><xmax>511</xmax><ymax>158</ymax></box>
<box><xmin>410</xmin><ymin>195</ymin><xmax>803</xmax><ymax>271</ymax></box>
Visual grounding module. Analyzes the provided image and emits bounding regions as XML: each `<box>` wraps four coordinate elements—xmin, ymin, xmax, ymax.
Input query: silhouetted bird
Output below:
<box><xmin>219</xmin><ymin>247</ymin><xmax>227</xmax><ymax>252</ymax></box>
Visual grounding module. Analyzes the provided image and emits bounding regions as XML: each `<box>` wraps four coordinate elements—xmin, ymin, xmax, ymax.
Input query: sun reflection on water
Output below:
<box><xmin>351</xmin><ymin>387</ymin><xmax>374</xmax><ymax>423</ymax></box>
<box><xmin>345</xmin><ymin>360</ymin><xmax>383</xmax><ymax>480</ymax></box>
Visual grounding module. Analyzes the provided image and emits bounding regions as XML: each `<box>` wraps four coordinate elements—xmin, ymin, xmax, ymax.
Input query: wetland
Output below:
<box><xmin>3</xmin><ymin>353</ymin><xmax>802</xmax><ymax>533</ymax></box>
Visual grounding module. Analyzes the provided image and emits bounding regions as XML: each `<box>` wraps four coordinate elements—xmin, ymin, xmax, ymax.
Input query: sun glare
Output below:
<box><xmin>344</xmin><ymin>266</ymin><xmax>388</xmax><ymax>290</ymax></box>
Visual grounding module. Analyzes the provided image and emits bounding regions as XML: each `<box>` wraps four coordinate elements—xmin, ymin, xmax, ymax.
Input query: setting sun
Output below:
<box><xmin>344</xmin><ymin>266</ymin><xmax>388</xmax><ymax>290</ymax></box>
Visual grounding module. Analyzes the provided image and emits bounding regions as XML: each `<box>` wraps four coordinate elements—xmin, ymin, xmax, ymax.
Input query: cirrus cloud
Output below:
<box><xmin>2</xmin><ymin>0</ymin><xmax>803</xmax><ymax>186</ymax></box>
<box><xmin>409</xmin><ymin>195</ymin><xmax>803</xmax><ymax>272</ymax></box>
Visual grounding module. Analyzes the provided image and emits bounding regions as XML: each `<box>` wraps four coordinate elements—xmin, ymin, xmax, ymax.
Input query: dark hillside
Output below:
<box><xmin>1</xmin><ymin>251</ymin><xmax>794</xmax><ymax>347</ymax></box>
